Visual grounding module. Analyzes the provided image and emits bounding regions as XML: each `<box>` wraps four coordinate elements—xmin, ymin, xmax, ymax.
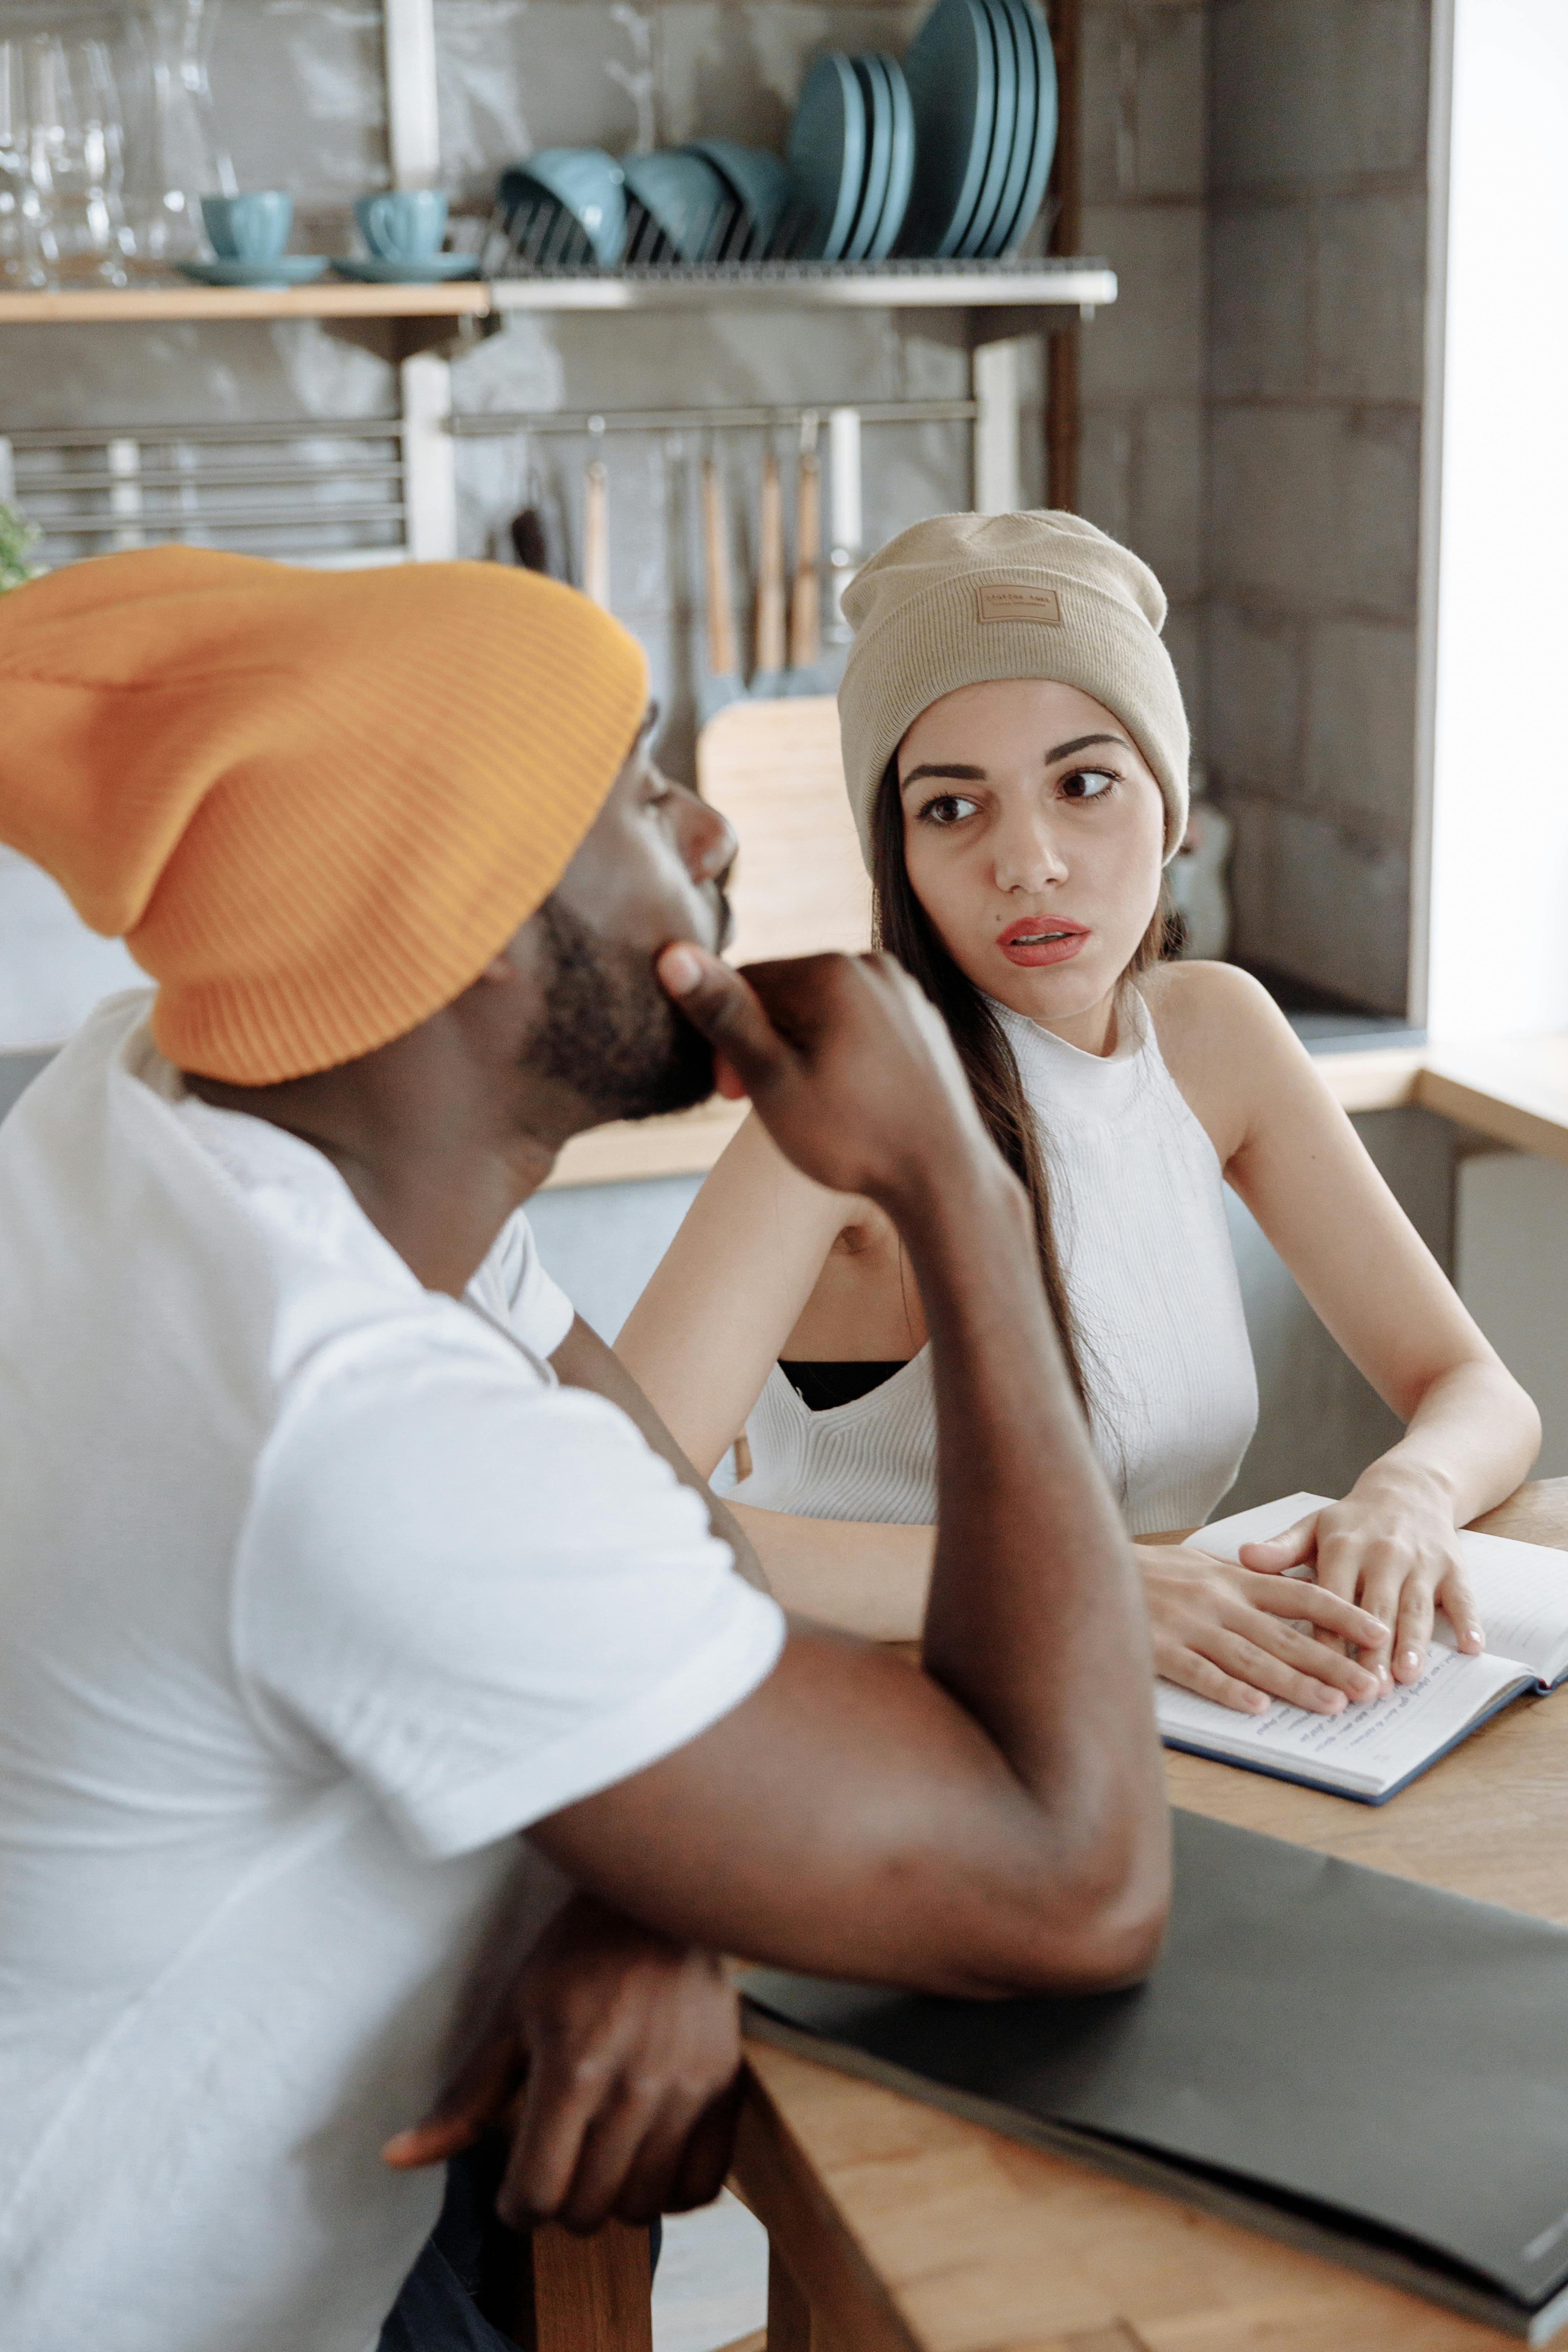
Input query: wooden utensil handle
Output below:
<box><xmin>790</xmin><ymin>451</ymin><xmax>821</xmax><ymax>671</ymax></box>
<box><xmin>583</xmin><ymin>459</ymin><xmax>609</xmax><ymax>609</ymax></box>
<box><xmin>702</xmin><ymin>456</ymin><xmax>738</xmax><ymax>677</ymax></box>
<box><xmin>756</xmin><ymin>447</ymin><xmax>786</xmax><ymax>675</ymax></box>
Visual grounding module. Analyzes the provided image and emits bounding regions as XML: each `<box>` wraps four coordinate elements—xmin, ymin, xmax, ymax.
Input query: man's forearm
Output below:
<box><xmin>900</xmin><ymin>1159</ymin><xmax>1168</xmax><ymax>1920</ymax></box>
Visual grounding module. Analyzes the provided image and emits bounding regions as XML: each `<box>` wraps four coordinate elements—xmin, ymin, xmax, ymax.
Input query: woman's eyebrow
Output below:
<box><xmin>1046</xmin><ymin>731</ymin><xmax>1129</xmax><ymax>763</ymax></box>
<box><xmin>900</xmin><ymin>761</ymin><xmax>987</xmax><ymax>786</ymax></box>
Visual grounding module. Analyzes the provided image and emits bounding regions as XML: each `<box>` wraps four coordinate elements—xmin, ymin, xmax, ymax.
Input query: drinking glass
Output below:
<box><xmin>0</xmin><ymin>39</ymin><xmax>47</xmax><ymax>288</ymax></box>
<box><xmin>120</xmin><ymin>0</ymin><xmax>234</xmax><ymax>264</ymax></box>
<box><xmin>24</xmin><ymin>33</ymin><xmax>131</xmax><ymax>287</ymax></box>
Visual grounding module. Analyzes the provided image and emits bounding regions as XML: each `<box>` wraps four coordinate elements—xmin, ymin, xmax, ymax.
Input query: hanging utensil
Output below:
<box><xmin>788</xmin><ymin>435</ymin><xmax>821</xmax><ymax>684</ymax></box>
<box><xmin>583</xmin><ymin>453</ymin><xmax>609</xmax><ymax>607</ymax></box>
<box><xmin>698</xmin><ymin>451</ymin><xmax>744</xmax><ymax>723</ymax></box>
<box><xmin>750</xmin><ymin>444</ymin><xmax>786</xmax><ymax>697</ymax></box>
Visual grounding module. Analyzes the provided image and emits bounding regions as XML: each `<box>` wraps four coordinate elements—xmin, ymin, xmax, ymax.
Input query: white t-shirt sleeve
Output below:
<box><xmin>234</xmin><ymin>1329</ymin><xmax>785</xmax><ymax>1859</ymax></box>
<box><xmin>467</xmin><ymin>1208</ymin><xmax>575</xmax><ymax>1361</ymax></box>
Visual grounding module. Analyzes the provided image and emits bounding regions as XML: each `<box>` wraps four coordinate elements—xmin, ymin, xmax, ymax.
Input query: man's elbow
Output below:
<box><xmin>977</xmin><ymin>1831</ymin><xmax>1173</xmax><ymax>1999</ymax></box>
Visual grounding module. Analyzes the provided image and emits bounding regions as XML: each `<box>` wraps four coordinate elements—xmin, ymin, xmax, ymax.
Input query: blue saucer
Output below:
<box><xmin>787</xmin><ymin>52</ymin><xmax>867</xmax><ymax>261</ymax></box>
<box><xmin>993</xmin><ymin>0</ymin><xmax>1057</xmax><ymax>253</ymax></box>
<box><xmin>845</xmin><ymin>54</ymin><xmax>894</xmax><ymax>261</ymax></box>
<box><xmin>178</xmin><ymin>256</ymin><xmax>330</xmax><ymax>288</ymax></box>
<box><xmin>895</xmin><ymin>0</ymin><xmax>998</xmax><ymax>260</ymax></box>
<box><xmin>960</xmin><ymin>0</ymin><xmax>1020</xmax><ymax>257</ymax></box>
<box><xmin>330</xmin><ymin>255</ymin><xmax>480</xmax><ymax>283</ymax></box>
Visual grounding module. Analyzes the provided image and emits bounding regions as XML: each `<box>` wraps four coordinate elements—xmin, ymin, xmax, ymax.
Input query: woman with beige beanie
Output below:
<box><xmin>620</xmin><ymin>513</ymin><xmax>1538</xmax><ymax>1715</ymax></box>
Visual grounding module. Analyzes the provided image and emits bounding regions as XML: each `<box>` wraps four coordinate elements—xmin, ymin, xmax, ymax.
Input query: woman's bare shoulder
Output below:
<box><xmin>1140</xmin><ymin>962</ymin><xmax>1302</xmax><ymax>1154</ymax></box>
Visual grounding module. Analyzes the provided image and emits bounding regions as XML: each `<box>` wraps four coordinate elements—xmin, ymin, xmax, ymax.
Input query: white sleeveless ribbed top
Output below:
<box><xmin>733</xmin><ymin>986</ymin><xmax>1258</xmax><ymax>1538</ymax></box>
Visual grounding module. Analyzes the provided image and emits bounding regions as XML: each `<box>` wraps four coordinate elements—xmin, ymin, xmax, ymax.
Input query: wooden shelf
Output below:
<box><xmin>0</xmin><ymin>259</ymin><xmax>1114</xmax><ymax>331</ymax></box>
<box><xmin>0</xmin><ymin>280</ymin><xmax>489</xmax><ymax>325</ymax></box>
<box><xmin>540</xmin><ymin>1037</ymin><xmax>1568</xmax><ymax>1191</ymax></box>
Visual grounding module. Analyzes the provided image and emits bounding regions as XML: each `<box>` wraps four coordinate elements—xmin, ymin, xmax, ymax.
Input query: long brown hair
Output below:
<box><xmin>870</xmin><ymin>759</ymin><xmax>1170</xmax><ymax>1416</ymax></box>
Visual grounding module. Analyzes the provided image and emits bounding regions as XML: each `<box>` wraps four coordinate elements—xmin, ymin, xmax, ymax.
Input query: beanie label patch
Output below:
<box><xmin>974</xmin><ymin>583</ymin><xmax>1062</xmax><ymax>627</ymax></box>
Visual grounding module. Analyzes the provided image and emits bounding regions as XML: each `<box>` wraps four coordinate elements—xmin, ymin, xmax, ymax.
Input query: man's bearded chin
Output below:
<box><xmin>527</xmin><ymin>897</ymin><xmax>718</xmax><ymax>1122</ymax></box>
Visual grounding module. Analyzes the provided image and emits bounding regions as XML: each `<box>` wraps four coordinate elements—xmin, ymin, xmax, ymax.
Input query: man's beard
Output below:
<box><xmin>526</xmin><ymin>897</ymin><xmax>719</xmax><ymax>1122</ymax></box>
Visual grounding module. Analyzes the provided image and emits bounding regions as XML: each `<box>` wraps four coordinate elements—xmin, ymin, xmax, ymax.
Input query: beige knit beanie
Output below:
<box><xmin>838</xmin><ymin>510</ymin><xmax>1190</xmax><ymax>869</ymax></box>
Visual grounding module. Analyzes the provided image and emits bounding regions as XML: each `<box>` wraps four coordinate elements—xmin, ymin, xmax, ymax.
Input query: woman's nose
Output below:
<box><xmin>993</xmin><ymin>814</ymin><xmax>1068</xmax><ymax>894</ymax></box>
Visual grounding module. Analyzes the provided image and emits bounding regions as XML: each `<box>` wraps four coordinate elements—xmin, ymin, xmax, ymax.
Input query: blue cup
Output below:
<box><xmin>202</xmin><ymin>191</ymin><xmax>293</xmax><ymax>262</ymax></box>
<box><xmin>355</xmin><ymin>189</ymin><xmax>448</xmax><ymax>261</ymax></box>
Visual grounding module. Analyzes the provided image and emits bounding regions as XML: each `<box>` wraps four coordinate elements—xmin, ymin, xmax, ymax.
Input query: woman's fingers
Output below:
<box><xmin>1393</xmin><ymin>1576</ymin><xmax>1438</xmax><ymax>1682</ymax></box>
<box><xmin>1438</xmin><ymin>1563</ymin><xmax>1486</xmax><ymax>1654</ymax></box>
<box><xmin>1153</xmin><ymin>1642</ymin><xmax>1270</xmax><ymax>1714</ymax></box>
<box><xmin>1237</xmin><ymin>1511</ymin><xmax>1321</xmax><ymax>1574</ymax></box>
<box><xmin>1242</xmin><ymin>1572</ymin><xmax>1384</xmax><ymax>1651</ymax></box>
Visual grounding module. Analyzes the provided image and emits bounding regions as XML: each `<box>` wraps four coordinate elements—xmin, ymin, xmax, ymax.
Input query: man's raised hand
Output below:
<box><xmin>658</xmin><ymin>943</ymin><xmax>998</xmax><ymax>1211</ymax></box>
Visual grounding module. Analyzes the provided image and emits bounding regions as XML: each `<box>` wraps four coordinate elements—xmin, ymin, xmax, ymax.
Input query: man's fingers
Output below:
<box><xmin>656</xmin><ymin>944</ymin><xmax>789</xmax><ymax>1096</ymax></box>
<box><xmin>662</xmin><ymin>2077</ymin><xmax>744</xmax><ymax>2217</ymax></box>
<box><xmin>496</xmin><ymin>2045</ymin><xmax>609</xmax><ymax>2228</ymax></box>
<box><xmin>381</xmin><ymin>2038</ymin><xmax>518</xmax><ymax>2171</ymax></box>
<box><xmin>1237</xmin><ymin>1512</ymin><xmax>1320</xmax><ymax>1574</ymax></box>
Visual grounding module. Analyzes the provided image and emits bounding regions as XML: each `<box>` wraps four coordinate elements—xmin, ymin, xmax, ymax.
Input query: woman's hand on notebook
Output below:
<box><xmin>1237</xmin><ymin>1479</ymin><xmax>1486</xmax><ymax>1686</ymax></box>
<box><xmin>1135</xmin><ymin>1544</ymin><xmax>1386</xmax><ymax>1716</ymax></box>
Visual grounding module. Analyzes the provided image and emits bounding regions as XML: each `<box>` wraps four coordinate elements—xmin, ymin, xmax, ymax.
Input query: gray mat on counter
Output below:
<box><xmin>743</xmin><ymin>1810</ymin><xmax>1568</xmax><ymax>2342</ymax></box>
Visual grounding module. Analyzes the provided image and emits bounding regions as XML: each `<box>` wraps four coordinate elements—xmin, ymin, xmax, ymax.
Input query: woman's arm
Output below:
<box><xmin>617</xmin><ymin>1107</ymin><xmax>943</xmax><ymax>1639</ymax></box>
<box><xmin>1156</xmin><ymin>963</ymin><xmax>1541</xmax><ymax>1681</ymax></box>
<box><xmin>616</xmin><ymin>1107</ymin><xmax>850</xmax><ymax>1477</ymax></box>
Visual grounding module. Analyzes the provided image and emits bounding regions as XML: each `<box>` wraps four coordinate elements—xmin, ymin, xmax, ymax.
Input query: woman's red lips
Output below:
<box><xmin>997</xmin><ymin>915</ymin><xmax>1090</xmax><ymax>967</ymax></box>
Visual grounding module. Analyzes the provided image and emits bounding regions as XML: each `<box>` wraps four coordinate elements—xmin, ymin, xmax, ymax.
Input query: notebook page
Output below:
<box><xmin>1157</xmin><ymin>1645</ymin><xmax>1528</xmax><ymax>1796</ymax></box>
<box><xmin>1195</xmin><ymin>1493</ymin><xmax>1568</xmax><ymax>1687</ymax></box>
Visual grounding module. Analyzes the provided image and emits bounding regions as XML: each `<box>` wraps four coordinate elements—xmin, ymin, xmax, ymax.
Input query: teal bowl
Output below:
<box><xmin>620</xmin><ymin>150</ymin><xmax>735</xmax><ymax>263</ymax></box>
<box><xmin>679</xmin><ymin>141</ymin><xmax>791</xmax><ymax>256</ymax></box>
<box><xmin>498</xmin><ymin>148</ymin><xmax>625</xmax><ymax>267</ymax></box>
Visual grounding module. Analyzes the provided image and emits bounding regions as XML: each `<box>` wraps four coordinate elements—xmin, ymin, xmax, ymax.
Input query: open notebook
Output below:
<box><xmin>1159</xmin><ymin>1492</ymin><xmax>1568</xmax><ymax>1803</ymax></box>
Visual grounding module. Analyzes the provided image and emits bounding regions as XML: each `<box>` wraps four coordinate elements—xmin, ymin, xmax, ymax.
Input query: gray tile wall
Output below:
<box><xmin>1204</xmin><ymin>0</ymin><xmax>1432</xmax><ymax>1012</ymax></box>
<box><xmin>1076</xmin><ymin>0</ymin><xmax>1210</xmax><ymax>753</ymax></box>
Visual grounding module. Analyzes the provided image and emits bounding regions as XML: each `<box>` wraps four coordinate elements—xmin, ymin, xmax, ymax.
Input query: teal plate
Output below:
<box><xmin>331</xmin><ymin>255</ymin><xmax>481</xmax><ymax>282</ymax></box>
<box><xmin>845</xmin><ymin>54</ymin><xmax>894</xmax><ymax>261</ymax></box>
<box><xmin>788</xmin><ymin>52</ymin><xmax>867</xmax><ymax>261</ymax></box>
<box><xmin>865</xmin><ymin>54</ymin><xmax>915</xmax><ymax>260</ymax></box>
<box><xmin>178</xmin><ymin>256</ymin><xmax>330</xmax><ymax>288</ymax></box>
<box><xmin>981</xmin><ymin>0</ymin><xmax>1036</xmax><ymax>256</ymax></box>
<box><xmin>896</xmin><ymin>0</ymin><xmax>997</xmax><ymax>260</ymax></box>
<box><xmin>994</xmin><ymin>0</ymin><xmax>1057</xmax><ymax>254</ymax></box>
<box><xmin>958</xmin><ymin>0</ymin><xmax>1018</xmax><ymax>258</ymax></box>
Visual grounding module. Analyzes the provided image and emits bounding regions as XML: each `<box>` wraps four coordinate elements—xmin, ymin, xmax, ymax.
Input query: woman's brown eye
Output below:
<box><xmin>1063</xmin><ymin>769</ymin><xmax>1115</xmax><ymax>801</ymax></box>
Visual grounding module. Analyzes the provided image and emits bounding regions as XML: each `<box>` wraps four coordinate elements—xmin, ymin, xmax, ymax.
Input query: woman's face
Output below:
<box><xmin>897</xmin><ymin>677</ymin><xmax>1167</xmax><ymax>1041</ymax></box>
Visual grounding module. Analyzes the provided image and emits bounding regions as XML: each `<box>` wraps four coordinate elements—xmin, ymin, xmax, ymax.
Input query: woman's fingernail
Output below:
<box><xmin>659</xmin><ymin>944</ymin><xmax>703</xmax><ymax>994</ymax></box>
<box><xmin>1400</xmin><ymin>1648</ymin><xmax>1422</xmax><ymax>1675</ymax></box>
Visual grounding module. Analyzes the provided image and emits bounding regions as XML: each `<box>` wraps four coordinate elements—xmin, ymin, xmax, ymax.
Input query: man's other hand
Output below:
<box><xmin>658</xmin><ymin>943</ymin><xmax>998</xmax><ymax>1212</ymax></box>
<box><xmin>382</xmin><ymin>1892</ymin><xmax>741</xmax><ymax>2232</ymax></box>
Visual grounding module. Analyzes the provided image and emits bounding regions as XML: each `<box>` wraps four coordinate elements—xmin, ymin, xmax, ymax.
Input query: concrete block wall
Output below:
<box><xmin>1075</xmin><ymin>0</ymin><xmax>1210</xmax><ymax>749</ymax></box>
<box><xmin>1204</xmin><ymin>0</ymin><xmax>1433</xmax><ymax>1014</ymax></box>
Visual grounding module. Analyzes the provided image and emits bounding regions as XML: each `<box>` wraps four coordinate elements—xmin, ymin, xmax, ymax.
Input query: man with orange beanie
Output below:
<box><xmin>0</xmin><ymin>547</ymin><xmax>1168</xmax><ymax>2352</ymax></box>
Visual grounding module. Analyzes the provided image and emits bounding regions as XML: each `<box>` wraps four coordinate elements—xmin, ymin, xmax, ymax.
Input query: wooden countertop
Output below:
<box><xmin>730</xmin><ymin>1475</ymin><xmax>1568</xmax><ymax>2352</ymax></box>
<box><xmin>544</xmin><ymin>1033</ymin><xmax>1568</xmax><ymax>1189</ymax></box>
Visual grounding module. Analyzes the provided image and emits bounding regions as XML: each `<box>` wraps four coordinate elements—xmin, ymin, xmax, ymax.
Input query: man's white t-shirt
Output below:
<box><xmin>0</xmin><ymin>991</ymin><xmax>785</xmax><ymax>2352</ymax></box>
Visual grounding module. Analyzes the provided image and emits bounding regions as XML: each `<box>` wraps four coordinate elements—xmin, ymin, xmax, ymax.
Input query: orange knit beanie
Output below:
<box><xmin>0</xmin><ymin>546</ymin><xmax>648</xmax><ymax>1083</ymax></box>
